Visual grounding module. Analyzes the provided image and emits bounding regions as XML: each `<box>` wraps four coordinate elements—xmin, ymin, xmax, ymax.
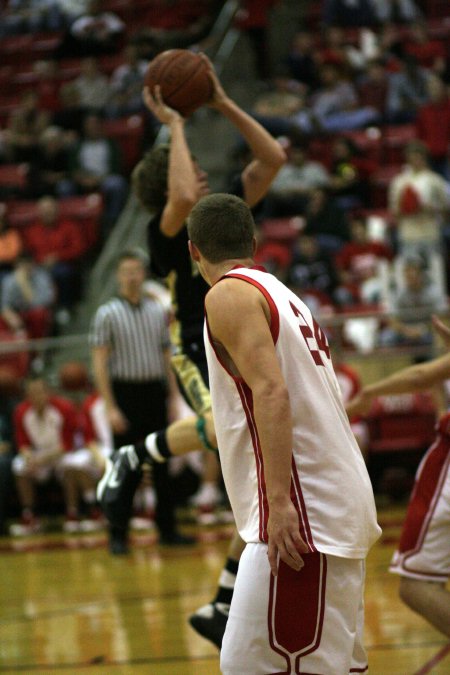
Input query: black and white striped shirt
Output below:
<box><xmin>90</xmin><ymin>296</ymin><xmax>171</xmax><ymax>381</ymax></box>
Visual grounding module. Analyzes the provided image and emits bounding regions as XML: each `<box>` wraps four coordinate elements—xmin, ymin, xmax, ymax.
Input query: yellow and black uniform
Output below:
<box><xmin>147</xmin><ymin>178</ymin><xmax>244</xmax><ymax>416</ymax></box>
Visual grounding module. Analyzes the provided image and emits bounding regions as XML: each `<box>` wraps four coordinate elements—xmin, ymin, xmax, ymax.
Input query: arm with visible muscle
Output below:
<box><xmin>205</xmin><ymin>279</ymin><xmax>307</xmax><ymax>575</ymax></box>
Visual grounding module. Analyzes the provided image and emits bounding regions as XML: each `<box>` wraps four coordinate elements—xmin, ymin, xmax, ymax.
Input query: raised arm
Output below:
<box><xmin>205</xmin><ymin>279</ymin><xmax>307</xmax><ymax>575</ymax></box>
<box><xmin>204</xmin><ymin>58</ymin><xmax>287</xmax><ymax>207</ymax></box>
<box><xmin>143</xmin><ymin>86</ymin><xmax>209</xmax><ymax>237</ymax></box>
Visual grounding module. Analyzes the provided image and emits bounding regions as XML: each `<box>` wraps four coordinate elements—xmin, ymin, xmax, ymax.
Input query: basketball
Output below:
<box><xmin>144</xmin><ymin>49</ymin><xmax>213</xmax><ymax>117</ymax></box>
<box><xmin>59</xmin><ymin>361</ymin><xmax>89</xmax><ymax>391</ymax></box>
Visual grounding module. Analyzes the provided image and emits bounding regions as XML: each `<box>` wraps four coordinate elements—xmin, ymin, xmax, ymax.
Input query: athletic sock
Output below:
<box><xmin>213</xmin><ymin>557</ymin><xmax>239</xmax><ymax>611</ymax></box>
<box><xmin>143</xmin><ymin>431</ymin><xmax>173</xmax><ymax>463</ymax></box>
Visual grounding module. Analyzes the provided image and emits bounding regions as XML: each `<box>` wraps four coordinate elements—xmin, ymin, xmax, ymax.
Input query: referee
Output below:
<box><xmin>90</xmin><ymin>249</ymin><xmax>193</xmax><ymax>553</ymax></box>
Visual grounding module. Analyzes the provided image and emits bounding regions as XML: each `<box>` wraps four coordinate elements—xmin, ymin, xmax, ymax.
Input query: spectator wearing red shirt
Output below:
<box><xmin>335</xmin><ymin>215</ymin><xmax>393</xmax><ymax>305</ymax></box>
<box><xmin>24</xmin><ymin>196</ymin><xmax>85</xmax><ymax>312</ymax></box>
<box><xmin>416</xmin><ymin>76</ymin><xmax>450</xmax><ymax>179</ymax></box>
<box><xmin>11</xmin><ymin>378</ymin><xmax>82</xmax><ymax>535</ymax></box>
<box><xmin>405</xmin><ymin>22</ymin><xmax>447</xmax><ymax>77</ymax></box>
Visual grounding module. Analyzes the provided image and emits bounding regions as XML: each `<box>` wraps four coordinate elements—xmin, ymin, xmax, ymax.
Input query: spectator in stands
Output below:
<box><xmin>329</xmin><ymin>137</ymin><xmax>368</xmax><ymax>210</ymax></box>
<box><xmin>405</xmin><ymin>21</ymin><xmax>447</xmax><ymax>77</ymax></box>
<box><xmin>56</xmin><ymin>0</ymin><xmax>125</xmax><ymax>59</ymax></box>
<box><xmin>303</xmin><ymin>186</ymin><xmax>349</xmax><ymax>254</ymax></box>
<box><xmin>263</xmin><ymin>140</ymin><xmax>329</xmax><ymax>217</ymax></box>
<box><xmin>286</xmin><ymin>234</ymin><xmax>339</xmax><ymax>312</ymax></box>
<box><xmin>388</xmin><ymin>140</ymin><xmax>449</xmax><ymax>265</ymax></box>
<box><xmin>52</xmin><ymin>83</ymin><xmax>86</xmax><ymax>145</ymax></box>
<box><xmin>72</xmin><ymin>57</ymin><xmax>111</xmax><ymax>114</ymax></box>
<box><xmin>68</xmin><ymin>113</ymin><xmax>128</xmax><ymax>233</ymax></box>
<box><xmin>107</xmin><ymin>45</ymin><xmax>148</xmax><ymax>119</ymax></box>
<box><xmin>323</xmin><ymin>0</ymin><xmax>378</xmax><ymax>27</ymax></box>
<box><xmin>335</xmin><ymin>215</ymin><xmax>393</xmax><ymax>306</ymax></box>
<box><xmin>0</xmin><ymin>252</ymin><xmax>54</xmax><ymax>339</ymax></box>
<box><xmin>23</xmin><ymin>196</ymin><xmax>84</xmax><ymax>312</ymax></box>
<box><xmin>0</xmin><ymin>0</ymin><xmax>63</xmax><ymax>36</ymax></box>
<box><xmin>416</xmin><ymin>76</ymin><xmax>450</xmax><ymax>179</ymax></box>
<box><xmin>33</xmin><ymin>60</ymin><xmax>62</xmax><ymax>114</ymax></box>
<box><xmin>27</xmin><ymin>126</ymin><xmax>73</xmax><ymax>199</ymax></box>
<box><xmin>379</xmin><ymin>255</ymin><xmax>447</xmax><ymax>348</ymax></box>
<box><xmin>0</xmin><ymin>205</ymin><xmax>23</xmax><ymax>284</ymax></box>
<box><xmin>317</xmin><ymin>26</ymin><xmax>367</xmax><ymax>74</ymax></box>
<box><xmin>357</xmin><ymin>58</ymin><xmax>389</xmax><ymax>118</ymax></box>
<box><xmin>4</xmin><ymin>90</ymin><xmax>50</xmax><ymax>163</ymax></box>
<box><xmin>291</xmin><ymin>63</ymin><xmax>380</xmax><ymax>134</ymax></box>
<box><xmin>10</xmin><ymin>377</ymin><xmax>99</xmax><ymax>535</ymax></box>
<box><xmin>386</xmin><ymin>55</ymin><xmax>431</xmax><ymax>124</ymax></box>
<box><xmin>371</xmin><ymin>0</ymin><xmax>421</xmax><ymax>24</ymax></box>
<box><xmin>284</xmin><ymin>30</ymin><xmax>319</xmax><ymax>90</ymax></box>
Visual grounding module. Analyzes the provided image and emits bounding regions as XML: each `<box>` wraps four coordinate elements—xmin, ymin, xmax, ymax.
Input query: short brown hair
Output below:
<box><xmin>187</xmin><ymin>193</ymin><xmax>255</xmax><ymax>263</ymax></box>
<box><xmin>132</xmin><ymin>144</ymin><xmax>170</xmax><ymax>211</ymax></box>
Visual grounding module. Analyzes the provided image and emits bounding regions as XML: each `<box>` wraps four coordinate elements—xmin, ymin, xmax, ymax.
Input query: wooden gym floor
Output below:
<box><xmin>0</xmin><ymin>504</ymin><xmax>449</xmax><ymax>674</ymax></box>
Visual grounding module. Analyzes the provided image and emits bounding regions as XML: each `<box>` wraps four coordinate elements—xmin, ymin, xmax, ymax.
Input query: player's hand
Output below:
<box><xmin>143</xmin><ymin>85</ymin><xmax>183</xmax><ymax>125</ymax></box>
<box><xmin>346</xmin><ymin>390</ymin><xmax>372</xmax><ymax>419</ymax></box>
<box><xmin>108</xmin><ymin>406</ymin><xmax>129</xmax><ymax>434</ymax></box>
<box><xmin>267</xmin><ymin>499</ymin><xmax>308</xmax><ymax>576</ymax></box>
<box><xmin>432</xmin><ymin>315</ymin><xmax>450</xmax><ymax>348</ymax></box>
<box><xmin>200</xmin><ymin>54</ymin><xmax>228</xmax><ymax>108</ymax></box>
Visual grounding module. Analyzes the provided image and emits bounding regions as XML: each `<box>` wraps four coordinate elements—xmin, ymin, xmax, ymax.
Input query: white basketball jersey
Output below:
<box><xmin>204</xmin><ymin>267</ymin><xmax>381</xmax><ymax>559</ymax></box>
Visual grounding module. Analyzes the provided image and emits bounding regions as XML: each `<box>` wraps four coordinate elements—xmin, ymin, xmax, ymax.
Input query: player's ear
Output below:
<box><xmin>188</xmin><ymin>240</ymin><xmax>200</xmax><ymax>262</ymax></box>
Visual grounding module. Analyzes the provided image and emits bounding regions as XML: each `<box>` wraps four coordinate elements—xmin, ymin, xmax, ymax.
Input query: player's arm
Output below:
<box><xmin>346</xmin><ymin>352</ymin><xmax>450</xmax><ymax>418</ymax></box>
<box><xmin>91</xmin><ymin>344</ymin><xmax>128</xmax><ymax>434</ymax></box>
<box><xmin>143</xmin><ymin>86</ymin><xmax>207</xmax><ymax>237</ymax></box>
<box><xmin>206</xmin><ymin>279</ymin><xmax>307</xmax><ymax>575</ymax></box>
<box><xmin>203</xmin><ymin>58</ymin><xmax>286</xmax><ymax>207</ymax></box>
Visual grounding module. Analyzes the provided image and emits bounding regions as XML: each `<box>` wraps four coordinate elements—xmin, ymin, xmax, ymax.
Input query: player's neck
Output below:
<box><xmin>209</xmin><ymin>258</ymin><xmax>254</xmax><ymax>285</ymax></box>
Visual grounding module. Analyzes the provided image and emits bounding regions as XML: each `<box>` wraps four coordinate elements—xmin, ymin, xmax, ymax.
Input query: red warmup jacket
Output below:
<box><xmin>416</xmin><ymin>99</ymin><xmax>450</xmax><ymax>159</ymax></box>
<box><xmin>24</xmin><ymin>219</ymin><xmax>85</xmax><ymax>263</ymax></box>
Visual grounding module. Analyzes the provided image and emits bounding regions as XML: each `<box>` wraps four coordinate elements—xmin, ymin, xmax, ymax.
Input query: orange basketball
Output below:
<box><xmin>59</xmin><ymin>361</ymin><xmax>89</xmax><ymax>391</ymax></box>
<box><xmin>144</xmin><ymin>49</ymin><xmax>213</xmax><ymax>117</ymax></box>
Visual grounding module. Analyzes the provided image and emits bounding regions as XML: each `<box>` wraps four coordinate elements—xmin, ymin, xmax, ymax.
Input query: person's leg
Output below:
<box><xmin>189</xmin><ymin>530</ymin><xmax>245</xmax><ymax>647</ymax></box>
<box><xmin>399</xmin><ymin>578</ymin><xmax>450</xmax><ymax>637</ymax></box>
<box><xmin>221</xmin><ymin>546</ymin><xmax>365</xmax><ymax>675</ymax></box>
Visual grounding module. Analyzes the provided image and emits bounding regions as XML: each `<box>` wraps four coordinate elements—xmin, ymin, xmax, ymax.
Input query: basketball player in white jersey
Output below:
<box><xmin>187</xmin><ymin>193</ymin><xmax>381</xmax><ymax>675</ymax></box>
<box><xmin>347</xmin><ymin>314</ymin><xmax>450</xmax><ymax>641</ymax></box>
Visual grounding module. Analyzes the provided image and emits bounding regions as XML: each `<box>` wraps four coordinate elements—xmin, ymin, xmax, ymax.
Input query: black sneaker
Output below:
<box><xmin>97</xmin><ymin>445</ymin><xmax>143</xmax><ymax>530</ymax></box>
<box><xmin>109</xmin><ymin>526</ymin><xmax>129</xmax><ymax>555</ymax></box>
<box><xmin>189</xmin><ymin>603</ymin><xmax>229</xmax><ymax>649</ymax></box>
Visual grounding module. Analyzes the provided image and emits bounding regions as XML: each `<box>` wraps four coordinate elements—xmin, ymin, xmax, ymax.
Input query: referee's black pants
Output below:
<box><xmin>112</xmin><ymin>379</ymin><xmax>176</xmax><ymax>538</ymax></box>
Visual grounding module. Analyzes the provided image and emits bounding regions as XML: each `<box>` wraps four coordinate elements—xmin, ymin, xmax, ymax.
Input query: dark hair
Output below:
<box><xmin>131</xmin><ymin>144</ymin><xmax>170</xmax><ymax>211</ymax></box>
<box><xmin>116</xmin><ymin>247</ymin><xmax>149</xmax><ymax>268</ymax></box>
<box><xmin>187</xmin><ymin>193</ymin><xmax>255</xmax><ymax>264</ymax></box>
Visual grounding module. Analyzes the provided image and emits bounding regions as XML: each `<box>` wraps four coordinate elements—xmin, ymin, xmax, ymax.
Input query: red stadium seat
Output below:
<box><xmin>0</xmin><ymin>329</ymin><xmax>30</xmax><ymax>380</ymax></box>
<box><xmin>261</xmin><ymin>217</ymin><xmax>304</xmax><ymax>244</ymax></box>
<box><xmin>366</xmin><ymin>392</ymin><xmax>437</xmax><ymax>454</ymax></box>
<box><xmin>342</xmin><ymin>128</ymin><xmax>382</xmax><ymax>164</ymax></box>
<box><xmin>382</xmin><ymin>124</ymin><xmax>417</xmax><ymax>164</ymax></box>
<box><xmin>0</xmin><ymin>164</ymin><xmax>28</xmax><ymax>189</ymax></box>
<box><xmin>7</xmin><ymin>194</ymin><xmax>103</xmax><ymax>248</ymax></box>
<box><xmin>58</xmin><ymin>193</ymin><xmax>104</xmax><ymax>248</ymax></box>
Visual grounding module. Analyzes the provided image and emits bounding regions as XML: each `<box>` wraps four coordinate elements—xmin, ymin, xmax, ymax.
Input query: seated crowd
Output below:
<box><xmin>0</xmin><ymin>0</ymin><xmax>449</xmax><ymax>535</ymax></box>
